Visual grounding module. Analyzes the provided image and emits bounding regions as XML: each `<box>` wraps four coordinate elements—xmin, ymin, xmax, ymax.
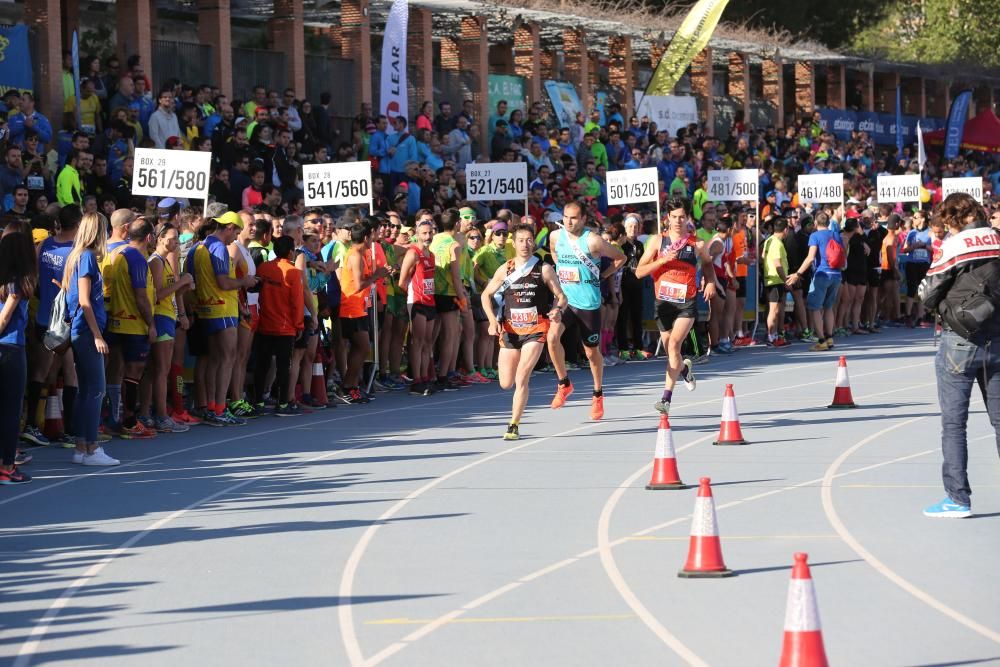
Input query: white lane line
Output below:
<box><xmin>9</xmin><ymin>404</ymin><xmax>502</xmax><ymax>667</ymax></box>
<box><xmin>821</xmin><ymin>420</ymin><xmax>1000</xmax><ymax>645</ymax></box>
<box><xmin>0</xmin><ymin>392</ymin><xmax>495</xmax><ymax>508</ymax></box>
<box><xmin>359</xmin><ymin>375</ymin><xmax>937</xmax><ymax>666</ymax></box>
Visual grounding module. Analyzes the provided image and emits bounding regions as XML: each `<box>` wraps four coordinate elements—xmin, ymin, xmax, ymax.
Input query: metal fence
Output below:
<box><xmin>305</xmin><ymin>55</ymin><xmax>358</xmax><ymax>117</ymax></box>
<box><xmin>151</xmin><ymin>41</ymin><xmax>213</xmax><ymax>93</ymax></box>
<box><xmin>231</xmin><ymin>48</ymin><xmax>287</xmax><ymax>102</ymax></box>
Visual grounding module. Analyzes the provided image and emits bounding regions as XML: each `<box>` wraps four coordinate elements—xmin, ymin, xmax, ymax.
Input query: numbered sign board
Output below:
<box><xmin>606</xmin><ymin>167</ymin><xmax>658</xmax><ymax>205</ymax></box>
<box><xmin>797</xmin><ymin>173</ymin><xmax>844</xmax><ymax>204</ymax></box>
<box><xmin>941</xmin><ymin>177</ymin><xmax>984</xmax><ymax>203</ymax></box>
<box><xmin>465</xmin><ymin>162</ymin><xmax>528</xmax><ymax>201</ymax></box>
<box><xmin>706</xmin><ymin>169</ymin><xmax>758</xmax><ymax>201</ymax></box>
<box><xmin>876</xmin><ymin>174</ymin><xmax>921</xmax><ymax>203</ymax></box>
<box><xmin>132</xmin><ymin>148</ymin><xmax>211</xmax><ymax>201</ymax></box>
<box><xmin>303</xmin><ymin>161</ymin><xmax>372</xmax><ymax>207</ymax></box>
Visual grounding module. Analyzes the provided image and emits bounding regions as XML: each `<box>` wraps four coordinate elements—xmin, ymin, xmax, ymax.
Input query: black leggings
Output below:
<box><xmin>617</xmin><ymin>279</ymin><xmax>644</xmax><ymax>350</ymax></box>
<box><xmin>253</xmin><ymin>334</ymin><xmax>294</xmax><ymax>404</ymax></box>
<box><xmin>905</xmin><ymin>262</ymin><xmax>930</xmax><ymax>299</ymax></box>
<box><xmin>0</xmin><ymin>344</ymin><xmax>26</xmax><ymax>466</ymax></box>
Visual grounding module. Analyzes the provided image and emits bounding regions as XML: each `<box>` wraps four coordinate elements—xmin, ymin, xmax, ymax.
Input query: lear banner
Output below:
<box><xmin>379</xmin><ymin>0</ymin><xmax>408</xmax><ymax>130</ymax></box>
<box><xmin>632</xmin><ymin>93</ymin><xmax>699</xmax><ymax>136</ymax></box>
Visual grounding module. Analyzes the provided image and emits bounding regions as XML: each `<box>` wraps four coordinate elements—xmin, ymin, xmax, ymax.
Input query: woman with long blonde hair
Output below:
<box><xmin>63</xmin><ymin>212</ymin><xmax>119</xmax><ymax>466</ymax></box>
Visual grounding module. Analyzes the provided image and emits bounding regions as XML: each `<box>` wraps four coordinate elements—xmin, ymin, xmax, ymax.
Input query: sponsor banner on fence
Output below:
<box><xmin>633</xmin><ymin>93</ymin><xmax>699</xmax><ymax>137</ymax></box>
<box><xmin>816</xmin><ymin>107</ymin><xmax>944</xmax><ymax>145</ymax></box>
<box><xmin>488</xmin><ymin>74</ymin><xmax>526</xmax><ymax>116</ymax></box>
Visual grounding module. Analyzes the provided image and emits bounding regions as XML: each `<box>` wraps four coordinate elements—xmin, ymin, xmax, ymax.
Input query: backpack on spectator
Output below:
<box><xmin>43</xmin><ymin>287</ymin><xmax>73</xmax><ymax>353</ymax></box>
<box><xmin>825</xmin><ymin>235</ymin><xmax>846</xmax><ymax>270</ymax></box>
<box><xmin>939</xmin><ymin>258</ymin><xmax>1000</xmax><ymax>343</ymax></box>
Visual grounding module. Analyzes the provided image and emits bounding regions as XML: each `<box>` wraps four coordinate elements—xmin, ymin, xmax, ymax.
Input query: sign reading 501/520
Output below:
<box><xmin>465</xmin><ymin>162</ymin><xmax>528</xmax><ymax>201</ymax></box>
<box><xmin>132</xmin><ymin>148</ymin><xmax>212</xmax><ymax>201</ymax></box>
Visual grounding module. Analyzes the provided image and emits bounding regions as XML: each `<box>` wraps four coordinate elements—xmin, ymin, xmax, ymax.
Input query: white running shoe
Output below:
<box><xmin>71</xmin><ymin>450</ymin><xmax>85</xmax><ymax>465</ymax></box>
<box><xmin>682</xmin><ymin>358</ymin><xmax>696</xmax><ymax>391</ymax></box>
<box><xmin>83</xmin><ymin>447</ymin><xmax>120</xmax><ymax>466</ymax></box>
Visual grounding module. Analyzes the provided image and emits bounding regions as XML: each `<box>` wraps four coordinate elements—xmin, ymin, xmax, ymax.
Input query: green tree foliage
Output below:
<box><xmin>851</xmin><ymin>0</ymin><xmax>1000</xmax><ymax>69</ymax></box>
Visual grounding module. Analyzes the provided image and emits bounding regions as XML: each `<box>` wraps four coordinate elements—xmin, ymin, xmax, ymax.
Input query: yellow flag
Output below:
<box><xmin>646</xmin><ymin>0</ymin><xmax>730</xmax><ymax>96</ymax></box>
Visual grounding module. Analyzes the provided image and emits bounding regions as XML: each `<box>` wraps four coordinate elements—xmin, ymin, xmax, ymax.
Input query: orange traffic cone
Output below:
<box><xmin>827</xmin><ymin>356</ymin><xmax>857</xmax><ymax>409</ymax></box>
<box><xmin>646</xmin><ymin>415</ymin><xmax>688</xmax><ymax>490</ymax></box>
<box><xmin>42</xmin><ymin>382</ymin><xmax>64</xmax><ymax>440</ymax></box>
<box><xmin>779</xmin><ymin>553</ymin><xmax>829</xmax><ymax>667</ymax></box>
<box><xmin>310</xmin><ymin>361</ymin><xmax>330</xmax><ymax>406</ymax></box>
<box><xmin>713</xmin><ymin>384</ymin><xmax>747</xmax><ymax>446</ymax></box>
<box><xmin>678</xmin><ymin>477</ymin><xmax>734</xmax><ymax>578</ymax></box>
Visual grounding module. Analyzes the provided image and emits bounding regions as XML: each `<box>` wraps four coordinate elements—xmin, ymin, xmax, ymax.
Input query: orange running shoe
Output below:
<box><xmin>590</xmin><ymin>394</ymin><xmax>604</xmax><ymax>420</ymax></box>
<box><xmin>550</xmin><ymin>382</ymin><xmax>574</xmax><ymax>409</ymax></box>
<box><xmin>172</xmin><ymin>409</ymin><xmax>202</xmax><ymax>425</ymax></box>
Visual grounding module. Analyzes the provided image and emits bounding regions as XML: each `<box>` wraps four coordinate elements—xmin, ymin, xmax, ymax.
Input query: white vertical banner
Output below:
<box><xmin>379</xmin><ymin>0</ymin><xmax>409</xmax><ymax>132</ymax></box>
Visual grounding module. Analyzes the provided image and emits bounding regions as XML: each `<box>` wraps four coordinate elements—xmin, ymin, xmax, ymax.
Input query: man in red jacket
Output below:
<box><xmin>254</xmin><ymin>235</ymin><xmax>305</xmax><ymax>416</ymax></box>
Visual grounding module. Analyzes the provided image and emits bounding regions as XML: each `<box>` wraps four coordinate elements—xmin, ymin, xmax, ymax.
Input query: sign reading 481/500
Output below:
<box><xmin>131</xmin><ymin>147</ymin><xmax>212</xmax><ymax>200</ymax></box>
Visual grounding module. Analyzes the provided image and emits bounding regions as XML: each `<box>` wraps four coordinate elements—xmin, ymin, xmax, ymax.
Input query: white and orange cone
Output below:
<box><xmin>310</xmin><ymin>361</ymin><xmax>329</xmax><ymax>406</ymax></box>
<box><xmin>42</xmin><ymin>382</ymin><xmax>64</xmax><ymax>440</ymax></box>
<box><xmin>779</xmin><ymin>553</ymin><xmax>829</xmax><ymax>667</ymax></box>
<box><xmin>827</xmin><ymin>356</ymin><xmax>857</xmax><ymax>409</ymax></box>
<box><xmin>713</xmin><ymin>384</ymin><xmax>748</xmax><ymax>446</ymax></box>
<box><xmin>646</xmin><ymin>415</ymin><xmax>688</xmax><ymax>490</ymax></box>
<box><xmin>678</xmin><ymin>477</ymin><xmax>734</xmax><ymax>578</ymax></box>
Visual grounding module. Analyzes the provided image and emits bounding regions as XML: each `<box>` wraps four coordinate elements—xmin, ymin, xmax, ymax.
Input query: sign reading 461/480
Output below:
<box><xmin>303</xmin><ymin>162</ymin><xmax>373</xmax><ymax>207</ymax></box>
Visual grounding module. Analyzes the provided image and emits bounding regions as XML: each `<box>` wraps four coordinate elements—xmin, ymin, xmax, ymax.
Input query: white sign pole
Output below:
<box><xmin>367</xmin><ymin>174</ymin><xmax>379</xmax><ymax>395</ymax></box>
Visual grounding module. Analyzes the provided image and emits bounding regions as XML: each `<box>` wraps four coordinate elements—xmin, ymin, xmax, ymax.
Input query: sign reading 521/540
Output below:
<box><xmin>465</xmin><ymin>162</ymin><xmax>527</xmax><ymax>201</ymax></box>
<box><xmin>303</xmin><ymin>161</ymin><xmax>373</xmax><ymax>207</ymax></box>
<box><xmin>707</xmin><ymin>169</ymin><xmax>758</xmax><ymax>201</ymax></box>
<box><xmin>606</xmin><ymin>167</ymin><xmax>658</xmax><ymax>205</ymax></box>
<box><xmin>132</xmin><ymin>148</ymin><xmax>211</xmax><ymax>201</ymax></box>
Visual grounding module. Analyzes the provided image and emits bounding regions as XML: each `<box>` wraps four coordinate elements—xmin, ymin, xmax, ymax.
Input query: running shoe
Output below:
<box><xmin>800</xmin><ymin>329</ymin><xmax>818</xmax><ymax>343</ymax></box>
<box><xmin>851</xmin><ymin>328</ymin><xmax>869</xmax><ymax>336</ymax></box>
<box><xmin>422</xmin><ymin>383</ymin><xmax>437</xmax><ymax>396</ymax></box>
<box><xmin>654</xmin><ymin>398</ymin><xmax>671</xmax><ymax>414</ymax></box>
<box><xmin>590</xmin><ymin>394</ymin><xmax>604</xmax><ymax>420</ymax></box>
<box><xmin>619</xmin><ymin>350</ymin><xmax>633</xmax><ymax>361</ymax></box>
<box><xmin>409</xmin><ymin>382</ymin><xmax>427</xmax><ymax>396</ymax></box>
<box><xmin>14</xmin><ymin>450</ymin><xmax>32</xmax><ymax>466</ymax></box>
<box><xmin>119</xmin><ymin>422</ymin><xmax>156</xmax><ymax>440</ymax></box>
<box><xmin>437</xmin><ymin>379</ymin><xmax>459</xmax><ymax>392</ymax></box>
<box><xmin>732</xmin><ymin>336</ymin><xmax>753</xmax><ymax>347</ymax></box>
<box><xmin>691</xmin><ymin>353</ymin><xmax>710</xmax><ymax>365</ymax></box>
<box><xmin>202</xmin><ymin>412</ymin><xmax>228</xmax><ymax>427</ymax></box>
<box><xmin>771</xmin><ymin>336</ymin><xmax>791</xmax><ymax>348</ymax></box>
<box><xmin>566</xmin><ymin>362</ymin><xmax>581</xmax><ymax>371</ymax></box>
<box><xmin>228</xmin><ymin>400</ymin><xmax>256</xmax><ymax>418</ymax></box>
<box><xmin>825</xmin><ymin>338</ymin><xmax>835</xmax><ymax>349</ymax></box>
<box><xmin>274</xmin><ymin>403</ymin><xmax>301</xmax><ymax>417</ymax></box>
<box><xmin>469</xmin><ymin>372</ymin><xmax>491</xmax><ymax>384</ymax></box>
<box><xmin>82</xmin><ymin>447</ymin><xmax>120</xmax><ymax>466</ymax></box>
<box><xmin>155</xmin><ymin>416</ymin><xmax>190</xmax><ymax>433</ymax></box>
<box><xmin>19</xmin><ymin>426</ymin><xmax>49</xmax><ymax>447</ymax></box>
<box><xmin>345</xmin><ymin>388</ymin><xmax>371</xmax><ymax>404</ymax></box>
<box><xmin>833</xmin><ymin>328</ymin><xmax>848</xmax><ymax>337</ymax></box>
<box><xmin>172</xmin><ymin>409</ymin><xmax>202</xmax><ymax>425</ymax></box>
<box><xmin>399</xmin><ymin>373</ymin><xmax>414</xmax><ymax>384</ymax></box>
<box><xmin>503</xmin><ymin>423</ymin><xmax>520</xmax><ymax>441</ymax></box>
<box><xmin>923</xmin><ymin>498</ymin><xmax>972</xmax><ymax>518</ymax></box>
<box><xmin>220</xmin><ymin>409</ymin><xmax>247</xmax><ymax>425</ymax></box>
<box><xmin>809</xmin><ymin>341</ymin><xmax>830</xmax><ymax>352</ymax></box>
<box><xmin>0</xmin><ymin>466</ymin><xmax>31</xmax><ymax>484</ymax></box>
<box><xmin>96</xmin><ymin>427</ymin><xmax>112</xmax><ymax>443</ymax></box>
<box><xmin>682</xmin><ymin>358</ymin><xmax>696</xmax><ymax>391</ymax></box>
<box><xmin>711</xmin><ymin>345</ymin><xmax>734</xmax><ymax>355</ymax></box>
<box><xmin>537</xmin><ymin>365</ymin><xmax>555</xmax><ymax>373</ymax></box>
<box><xmin>189</xmin><ymin>406</ymin><xmax>211</xmax><ymax>421</ymax></box>
<box><xmin>550</xmin><ymin>382</ymin><xmax>574</xmax><ymax>409</ymax></box>
<box><xmin>372</xmin><ymin>378</ymin><xmax>392</xmax><ymax>393</ymax></box>
<box><xmin>602</xmin><ymin>355</ymin><xmax>617</xmax><ymax>367</ymax></box>
<box><xmin>57</xmin><ymin>434</ymin><xmax>78</xmax><ymax>449</ymax></box>
<box><xmin>72</xmin><ymin>450</ymin><xmax>85</xmax><ymax>464</ymax></box>
<box><xmin>137</xmin><ymin>415</ymin><xmax>155</xmax><ymax>429</ymax></box>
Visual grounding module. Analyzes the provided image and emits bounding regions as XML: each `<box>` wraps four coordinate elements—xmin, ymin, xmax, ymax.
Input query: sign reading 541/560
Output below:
<box><xmin>132</xmin><ymin>148</ymin><xmax>212</xmax><ymax>201</ymax></box>
<box><xmin>707</xmin><ymin>169</ymin><xmax>758</xmax><ymax>201</ymax></box>
<box><xmin>465</xmin><ymin>162</ymin><xmax>528</xmax><ymax>201</ymax></box>
<box><xmin>303</xmin><ymin>161</ymin><xmax>373</xmax><ymax>207</ymax></box>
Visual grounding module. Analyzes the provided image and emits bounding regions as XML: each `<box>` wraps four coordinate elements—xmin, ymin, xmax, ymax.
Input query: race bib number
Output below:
<box><xmin>509</xmin><ymin>307</ymin><xmax>538</xmax><ymax>327</ymax></box>
<box><xmin>81</xmin><ymin>124</ymin><xmax>96</xmax><ymax>135</ymax></box>
<box><xmin>558</xmin><ymin>266</ymin><xmax>581</xmax><ymax>283</ymax></box>
<box><xmin>657</xmin><ymin>280</ymin><xmax>687</xmax><ymax>304</ymax></box>
<box><xmin>364</xmin><ymin>291</ymin><xmax>373</xmax><ymax>309</ymax></box>
<box><xmin>422</xmin><ymin>278</ymin><xmax>435</xmax><ymax>295</ymax></box>
<box><xmin>27</xmin><ymin>175</ymin><xmax>44</xmax><ymax>190</ymax></box>
<box><xmin>912</xmin><ymin>248</ymin><xmax>929</xmax><ymax>262</ymax></box>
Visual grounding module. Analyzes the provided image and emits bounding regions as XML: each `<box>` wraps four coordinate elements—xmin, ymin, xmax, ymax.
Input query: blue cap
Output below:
<box><xmin>157</xmin><ymin>197</ymin><xmax>177</xmax><ymax>209</ymax></box>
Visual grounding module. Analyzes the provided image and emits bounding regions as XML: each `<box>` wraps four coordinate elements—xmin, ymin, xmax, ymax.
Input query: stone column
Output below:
<box><xmin>459</xmin><ymin>16</ymin><xmax>489</xmax><ymax>145</ymax></box>
<box><xmin>514</xmin><ymin>22</ymin><xmax>541</xmax><ymax>103</ymax></box>
<box><xmin>341</xmin><ymin>0</ymin><xmax>372</xmax><ymax>108</ymax></box>
<box><xmin>409</xmin><ymin>6</ymin><xmax>434</xmax><ymax>108</ymax></box>
<box><xmin>198</xmin><ymin>0</ymin><xmax>232</xmax><ymax>98</ymax></box>
<box><xmin>25</xmin><ymin>0</ymin><xmax>63</xmax><ymax>121</ymax></box>
<box><xmin>763</xmin><ymin>57</ymin><xmax>783</xmax><ymax>126</ymax></box>
<box><xmin>117</xmin><ymin>0</ymin><xmax>154</xmax><ymax>85</ymax></box>
<box><xmin>794</xmin><ymin>61</ymin><xmax>815</xmax><ymax>114</ymax></box>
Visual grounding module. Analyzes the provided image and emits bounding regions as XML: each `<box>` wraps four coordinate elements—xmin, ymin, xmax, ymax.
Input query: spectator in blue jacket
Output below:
<box><xmin>369</xmin><ymin>115</ymin><xmax>390</xmax><ymax>177</ymax></box>
<box><xmin>8</xmin><ymin>93</ymin><xmax>52</xmax><ymax>148</ymax></box>
<box><xmin>388</xmin><ymin>116</ymin><xmax>417</xmax><ymax>189</ymax></box>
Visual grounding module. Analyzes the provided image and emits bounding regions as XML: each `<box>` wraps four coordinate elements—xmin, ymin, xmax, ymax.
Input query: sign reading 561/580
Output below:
<box><xmin>132</xmin><ymin>148</ymin><xmax>212</xmax><ymax>201</ymax></box>
<box><xmin>303</xmin><ymin>162</ymin><xmax>373</xmax><ymax>207</ymax></box>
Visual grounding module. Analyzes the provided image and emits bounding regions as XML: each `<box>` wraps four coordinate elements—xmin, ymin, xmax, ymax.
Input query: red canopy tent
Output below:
<box><xmin>923</xmin><ymin>108</ymin><xmax>1000</xmax><ymax>153</ymax></box>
